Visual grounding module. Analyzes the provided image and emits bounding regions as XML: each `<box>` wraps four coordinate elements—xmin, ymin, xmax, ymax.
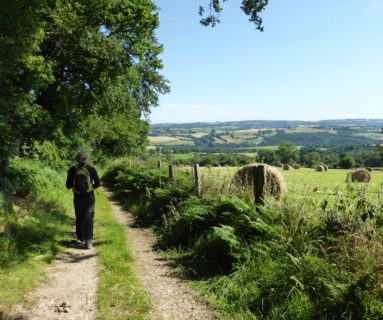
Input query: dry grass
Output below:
<box><xmin>351</xmin><ymin>169</ymin><xmax>371</xmax><ymax>182</ymax></box>
<box><xmin>233</xmin><ymin>163</ymin><xmax>286</xmax><ymax>199</ymax></box>
<box><xmin>190</xmin><ymin>132</ymin><xmax>209</xmax><ymax>138</ymax></box>
<box><xmin>284</xmin><ymin>126</ymin><xmax>336</xmax><ymax>134</ymax></box>
<box><xmin>315</xmin><ymin>165</ymin><xmax>325</xmax><ymax>172</ymax></box>
<box><xmin>149</xmin><ymin>136</ymin><xmax>180</xmax><ymax>143</ymax></box>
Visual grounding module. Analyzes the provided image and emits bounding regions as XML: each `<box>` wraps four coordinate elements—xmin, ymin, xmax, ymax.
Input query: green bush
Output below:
<box><xmin>191</xmin><ymin>225</ymin><xmax>240</xmax><ymax>275</ymax></box>
<box><xmin>7</xmin><ymin>158</ymin><xmax>62</xmax><ymax>198</ymax></box>
<box><xmin>160</xmin><ymin>196</ymin><xmax>272</xmax><ymax>249</ymax></box>
<box><xmin>103</xmin><ymin>161</ymin><xmax>194</xmax><ymax>226</ymax></box>
<box><xmin>0</xmin><ymin>159</ymin><xmax>72</xmax><ymax>269</ymax></box>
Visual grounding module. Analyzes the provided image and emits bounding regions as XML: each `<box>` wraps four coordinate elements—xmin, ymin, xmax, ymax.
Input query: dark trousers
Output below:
<box><xmin>73</xmin><ymin>193</ymin><xmax>95</xmax><ymax>241</ymax></box>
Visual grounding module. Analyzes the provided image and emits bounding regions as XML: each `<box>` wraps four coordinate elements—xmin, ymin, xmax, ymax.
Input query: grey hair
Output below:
<box><xmin>76</xmin><ymin>151</ymin><xmax>89</xmax><ymax>163</ymax></box>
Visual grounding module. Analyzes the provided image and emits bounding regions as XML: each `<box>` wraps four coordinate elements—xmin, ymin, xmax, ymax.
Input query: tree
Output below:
<box><xmin>301</xmin><ymin>151</ymin><xmax>321</xmax><ymax>167</ymax></box>
<box><xmin>376</xmin><ymin>144</ymin><xmax>383</xmax><ymax>165</ymax></box>
<box><xmin>256</xmin><ymin>149</ymin><xmax>278</xmax><ymax>165</ymax></box>
<box><xmin>199</xmin><ymin>0</ymin><xmax>268</xmax><ymax>31</ymax></box>
<box><xmin>277</xmin><ymin>141</ymin><xmax>299</xmax><ymax>164</ymax></box>
<box><xmin>0</xmin><ymin>0</ymin><xmax>169</xmax><ymax>163</ymax></box>
<box><xmin>338</xmin><ymin>155</ymin><xmax>355</xmax><ymax>169</ymax></box>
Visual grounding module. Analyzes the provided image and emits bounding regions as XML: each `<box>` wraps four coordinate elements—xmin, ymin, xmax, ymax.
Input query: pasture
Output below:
<box><xmin>194</xmin><ymin>166</ymin><xmax>383</xmax><ymax>190</ymax></box>
<box><xmin>176</xmin><ymin>166</ymin><xmax>383</xmax><ymax>209</ymax></box>
<box><xmin>148</xmin><ymin>136</ymin><xmax>195</xmax><ymax>146</ymax></box>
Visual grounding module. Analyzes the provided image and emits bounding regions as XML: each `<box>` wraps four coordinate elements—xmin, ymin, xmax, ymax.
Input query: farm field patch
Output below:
<box><xmin>283</xmin><ymin>127</ymin><xmax>337</xmax><ymax>134</ymax></box>
<box><xmin>173</xmin><ymin>153</ymin><xmax>195</xmax><ymax>160</ymax></box>
<box><xmin>190</xmin><ymin>132</ymin><xmax>209</xmax><ymax>138</ymax></box>
<box><xmin>149</xmin><ymin>136</ymin><xmax>195</xmax><ymax>146</ymax></box>
<box><xmin>187</xmin><ymin>166</ymin><xmax>383</xmax><ymax>204</ymax></box>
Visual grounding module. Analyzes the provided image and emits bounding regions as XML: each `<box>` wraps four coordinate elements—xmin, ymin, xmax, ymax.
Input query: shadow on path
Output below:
<box><xmin>0</xmin><ymin>312</ymin><xmax>29</xmax><ymax>320</ymax></box>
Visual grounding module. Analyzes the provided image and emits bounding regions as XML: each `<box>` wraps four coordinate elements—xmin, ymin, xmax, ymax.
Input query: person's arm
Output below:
<box><xmin>89</xmin><ymin>166</ymin><xmax>101</xmax><ymax>189</ymax></box>
<box><xmin>66</xmin><ymin>167</ymin><xmax>74</xmax><ymax>189</ymax></box>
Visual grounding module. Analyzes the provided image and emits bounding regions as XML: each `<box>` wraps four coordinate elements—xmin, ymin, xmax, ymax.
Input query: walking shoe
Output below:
<box><xmin>85</xmin><ymin>240</ymin><xmax>93</xmax><ymax>249</ymax></box>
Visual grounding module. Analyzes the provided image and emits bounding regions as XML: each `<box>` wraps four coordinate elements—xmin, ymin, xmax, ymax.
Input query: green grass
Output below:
<box><xmin>278</xmin><ymin>168</ymin><xmax>383</xmax><ymax>207</ymax></box>
<box><xmin>173</xmin><ymin>153</ymin><xmax>195</xmax><ymax>160</ymax></box>
<box><xmin>0</xmin><ymin>180</ymin><xmax>74</xmax><ymax>314</ymax></box>
<box><xmin>196</xmin><ymin>166</ymin><xmax>383</xmax><ymax>202</ymax></box>
<box><xmin>94</xmin><ymin>190</ymin><xmax>151</xmax><ymax>320</ymax></box>
<box><xmin>236</xmin><ymin>146</ymin><xmax>279</xmax><ymax>151</ymax></box>
<box><xmin>0</xmin><ymin>260</ymin><xmax>47</xmax><ymax>314</ymax></box>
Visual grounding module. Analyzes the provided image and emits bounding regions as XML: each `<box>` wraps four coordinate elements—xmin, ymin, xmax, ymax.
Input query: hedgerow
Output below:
<box><xmin>104</xmin><ymin>159</ymin><xmax>383</xmax><ymax>320</ymax></box>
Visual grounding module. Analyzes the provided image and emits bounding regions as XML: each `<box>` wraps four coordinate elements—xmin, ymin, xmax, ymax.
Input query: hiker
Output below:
<box><xmin>66</xmin><ymin>151</ymin><xmax>100</xmax><ymax>249</ymax></box>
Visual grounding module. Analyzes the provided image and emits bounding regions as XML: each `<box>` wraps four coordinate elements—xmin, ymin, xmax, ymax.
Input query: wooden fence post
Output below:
<box><xmin>253</xmin><ymin>165</ymin><xmax>267</xmax><ymax>206</ymax></box>
<box><xmin>194</xmin><ymin>164</ymin><xmax>201</xmax><ymax>197</ymax></box>
<box><xmin>157</xmin><ymin>160</ymin><xmax>162</xmax><ymax>170</ymax></box>
<box><xmin>168</xmin><ymin>165</ymin><xmax>174</xmax><ymax>182</ymax></box>
<box><xmin>346</xmin><ymin>172</ymin><xmax>352</xmax><ymax>183</ymax></box>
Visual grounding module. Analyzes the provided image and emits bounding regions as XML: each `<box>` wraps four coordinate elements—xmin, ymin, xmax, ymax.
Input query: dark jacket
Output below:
<box><xmin>66</xmin><ymin>163</ymin><xmax>101</xmax><ymax>192</ymax></box>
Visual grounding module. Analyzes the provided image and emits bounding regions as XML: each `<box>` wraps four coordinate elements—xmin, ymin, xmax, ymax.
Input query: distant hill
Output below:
<box><xmin>148</xmin><ymin>119</ymin><xmax>383</xmax><ymax>153</ymax></box>
<box><xmin>151</xmin><ymin>119</ymin><xmax>383</xmax><ymax>130</ymax></box>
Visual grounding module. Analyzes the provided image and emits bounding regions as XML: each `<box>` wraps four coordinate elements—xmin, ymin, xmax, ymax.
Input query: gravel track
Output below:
<box><xmin>103</xmin><ymin>188</ymin><xmax>217</xmax><ymax>320</ymax></box>
<box><xmin>6</xmin><ymin>188</ymin><xmax>216</xmax><ymax>320</ymax></box>
<box><xmin>8</xmin><ymin>242</ymin><xmax>98</xmax><ymax>320</ymax></box>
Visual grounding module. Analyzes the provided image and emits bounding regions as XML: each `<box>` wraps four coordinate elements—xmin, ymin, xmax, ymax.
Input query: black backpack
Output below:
<box><xmin>73</xmin><ymin>165</ymin><xmax>93</xmax><ymax>194</ymax></box>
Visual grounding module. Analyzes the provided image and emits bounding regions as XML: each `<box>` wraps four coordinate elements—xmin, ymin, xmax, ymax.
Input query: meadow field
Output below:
<box><xmin>173</xmin><ymin>165</ymin><xmax>383</xmax><ymax>209</ymax></box>
<box><xmin>187</xmin><ymin>166</ymin><xmax>383</xmax><ymax>191</ymax></box>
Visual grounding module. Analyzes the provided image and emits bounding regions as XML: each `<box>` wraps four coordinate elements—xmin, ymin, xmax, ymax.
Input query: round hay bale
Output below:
<box><xmin>366</xmin><ymin>167</ymin><xmax>372</xmax><ymax>172</ymax></box>
<box><xmin>293</xmin><ymin>164</ymin><xmax>301</xmax><ymax>169</ymax></box>
<box><xmin>233</xmin><ymin>163</ymin><xmax>286</xmax><ymax>198</ymax></box>
<box><xmin>206</xmin><ymin>164</ymin><xmax>212</xmax><ymax>169</ymax></box>
<box><xmin>323</xmin><ymin>165</ymin><xmax>328</xmax><ymax>171</ymax></box>
<box><xmin>282</xmin><ymin>164</ymin><xmax>292</xmax><ymax>171</ymax></box>
<box><xmin>315</xmin><ymin>165</ymin><xmax>325</xmax><ymax>172</ymax></box>
<box><xmin>351</xmin><ymin>169</ymin><xmax>371</xmax><ymax>182</ymax></box>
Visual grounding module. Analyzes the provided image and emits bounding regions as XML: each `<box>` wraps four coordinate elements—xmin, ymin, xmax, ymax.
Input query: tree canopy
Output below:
<box><xmin>0</xmin><ymin>0</ymin><xmax>169</xmax><ymax>165</ymax></box>
<box><xmin>0</xmin><ymin>0</ymin><xmax>269</xmax><ymax>175</ymax></box>
<box><xmin>277</xmin><ymin>141</ymin><xmax>299</xmax><ymax>164</ymax></box>
<box><xmin>199</xmin><ymin>0</ymin><xmax>269</xmax><ymax>30</ymax></box>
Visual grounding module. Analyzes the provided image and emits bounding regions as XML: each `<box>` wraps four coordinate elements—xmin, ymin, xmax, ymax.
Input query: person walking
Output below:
<box><xmin>66</xmin><ymin>151</ymin><xmax>100</xmax><ymax>249</ymax></box>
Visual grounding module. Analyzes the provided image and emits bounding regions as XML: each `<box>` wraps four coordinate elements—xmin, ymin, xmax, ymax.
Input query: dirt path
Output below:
<box><xmin>103</xmin><ymin>189</ymin><xmax>217</xmax><ymax>320</ymax></box>
<box><xmin>9</xmin><ymin>242</ymin><xmax>98</xmax><ymax>320</ymax></box>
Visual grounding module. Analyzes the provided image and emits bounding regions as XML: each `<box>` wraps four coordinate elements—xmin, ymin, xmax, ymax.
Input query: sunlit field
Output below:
<box><xmin>176</xmin><ymin>166</ymin><xmax>383</xmax><ymax>207</ymax></box>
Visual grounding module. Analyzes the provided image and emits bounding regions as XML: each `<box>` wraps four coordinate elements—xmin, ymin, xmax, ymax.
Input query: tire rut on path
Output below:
<box><xmin>9</xmin><ymin>242</ymin><xmax>98</xmax><ymax>320</ymax></box>
<box><xmin>103</xmin><ymin>188</ymin><xmax>217</xmax><ymax>320</ymax></box>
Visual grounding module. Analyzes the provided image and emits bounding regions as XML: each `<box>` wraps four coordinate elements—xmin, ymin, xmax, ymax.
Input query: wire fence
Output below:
<box><xmin>286</xmin><ymin>181</ymin><xmax>383</xmax><ymax>195</ymax></box>
<box><xmin>157</xmin><ymin>162</ymin><xmax>383</xmax><ymax>209</ymax></box>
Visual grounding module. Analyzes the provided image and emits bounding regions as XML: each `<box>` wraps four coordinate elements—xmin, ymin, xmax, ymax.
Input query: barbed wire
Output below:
<box><xmin>286</xmin><ymin>181</ymin><xmax>383</xmax><ymax>195</ymax></box>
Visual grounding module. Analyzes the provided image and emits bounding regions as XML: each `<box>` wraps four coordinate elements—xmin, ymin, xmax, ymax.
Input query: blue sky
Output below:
<box><xmin>150</xmin><ymin>0</ymin><xmax>383</xmax><ymax>124</ymax></box>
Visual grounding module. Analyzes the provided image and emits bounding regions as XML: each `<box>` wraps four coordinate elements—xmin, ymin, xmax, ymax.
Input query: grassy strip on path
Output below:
<box><xmin>0</xmin><ymin>188</ymin><xmax>74</xmax><ymax>315</ymax></box>
<box><xmin>94</xmin><ymin>189</ymin><xmax>151</xmax><ymax>320</ymax></box>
